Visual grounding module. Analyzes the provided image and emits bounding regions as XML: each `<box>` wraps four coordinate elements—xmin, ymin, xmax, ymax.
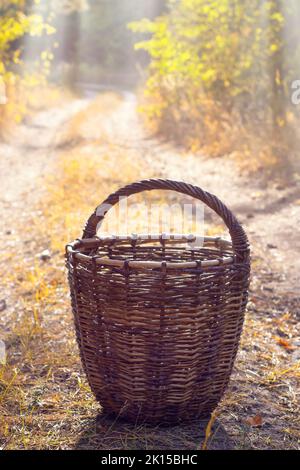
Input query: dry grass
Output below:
<box><xmin>139</xmin><ymin>90</ymin><xmax>296</xmax><ymax>176</ymax></box>
<box><xmin>0</xmin><ymin>92</ymin><xmax>299</xmax><ymax>450</ymax></box>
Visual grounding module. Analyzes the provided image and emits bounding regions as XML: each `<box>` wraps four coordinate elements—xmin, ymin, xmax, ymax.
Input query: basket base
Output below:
<box><xmin>96</xmin><ymin>398</ymin><xmax>218</xmax><ymax>426</ymax></box>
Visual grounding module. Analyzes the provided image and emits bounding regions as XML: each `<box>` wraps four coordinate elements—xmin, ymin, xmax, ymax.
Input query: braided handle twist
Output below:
<box><xmin>82</xmin><ymin>179</ymin><xmax>250</xmax><ymax>262</ymax></box>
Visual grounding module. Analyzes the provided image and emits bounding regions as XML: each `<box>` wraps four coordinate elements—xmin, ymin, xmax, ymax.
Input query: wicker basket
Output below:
<box><xmin>66</xmin><ymin>179</ymin><xmax>250</xmax><ymax>425</ymax></box>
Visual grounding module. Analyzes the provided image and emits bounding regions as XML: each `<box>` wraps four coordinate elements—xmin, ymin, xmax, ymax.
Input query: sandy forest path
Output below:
<box><xmin>0</xmin><ymin>96</ymin><xmax>91</xmax><ymax>334</ymax></box>
<box><xmin>0</xmin><ymin>91</ymin><xmax>299</xmax><ymax>450</ymax></box>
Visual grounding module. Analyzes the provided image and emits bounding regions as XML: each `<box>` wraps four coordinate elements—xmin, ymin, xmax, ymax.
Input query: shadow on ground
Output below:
<box><xmin>74</xmin><ymin>412</ymin><xmax>233</xmax><ymax>450</ymax></box>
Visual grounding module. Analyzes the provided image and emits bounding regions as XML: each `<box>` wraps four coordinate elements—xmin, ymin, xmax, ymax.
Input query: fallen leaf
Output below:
<box><xmin>275</xmin><ymin>336</ymin><xmax>295</xmax><ymax>351</ymax></box>
<box><xmin>245</xmin><ymin>415</ymin><xmax>263</xmax><ymax>427</ymax></box>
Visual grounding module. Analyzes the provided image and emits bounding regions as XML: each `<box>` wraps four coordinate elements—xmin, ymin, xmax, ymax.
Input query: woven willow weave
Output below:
<box><xmin>66</xmin><ymin>179</ymin><xmax>250</xmax><ymax>425</ymax></box>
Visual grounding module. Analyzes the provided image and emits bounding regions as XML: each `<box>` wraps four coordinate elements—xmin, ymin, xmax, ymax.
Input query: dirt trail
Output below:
<box><xmin>0</xmin><ymin>99</ymin><xmax>89</xmax><ymax>214</ymax></box>
<box><xmin>0</xmin><ymin>98</ymin><xmax>90</xmax><ymax>333</ymax></box>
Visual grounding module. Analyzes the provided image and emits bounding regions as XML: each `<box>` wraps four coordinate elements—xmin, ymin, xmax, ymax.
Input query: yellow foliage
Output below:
<box><xmin>0</xmin><ymin>1</ymin><xmax>56</xmax><ymax>133</ymax></box>
<box><xmin>130</xmin><ymin>0</ymin><xmax>298</xmax><ymax>173</ymax></box>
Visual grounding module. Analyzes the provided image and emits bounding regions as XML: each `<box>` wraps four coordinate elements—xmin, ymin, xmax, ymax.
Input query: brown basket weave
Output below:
<box><xmin>66</xmin><ymin>179</ymin><xmax>250</xmax><ymax>425</ymax></box>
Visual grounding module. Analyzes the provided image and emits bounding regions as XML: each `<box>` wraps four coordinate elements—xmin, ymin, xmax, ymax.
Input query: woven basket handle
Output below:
<box><xmin>82</xmin><ymin>179</ymin><xmax>250</xmax><ymax>262</ymax></box>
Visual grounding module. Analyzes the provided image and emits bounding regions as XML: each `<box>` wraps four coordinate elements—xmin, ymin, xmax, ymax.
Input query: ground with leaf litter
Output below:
<box><xmin>0</xmin><ymin>90</ymin><xmax>299</xmax><ymax>449</ymax></box>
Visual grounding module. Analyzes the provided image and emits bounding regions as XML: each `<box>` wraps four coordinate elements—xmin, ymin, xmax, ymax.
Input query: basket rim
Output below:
<box><xmin>66</xmin><ymin>234</ymin><xmax>235</xmax><ymax>270</ymax></box>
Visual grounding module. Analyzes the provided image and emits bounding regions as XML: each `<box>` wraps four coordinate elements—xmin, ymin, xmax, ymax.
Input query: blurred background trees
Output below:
<box><xmin>130</xmin><ymin>0</ymin><xmax>300</xmax><ymax>173</ymax></box>
<box><xmin>51</xmin><ymin>0</ymin><xmax>166</xmax><ymax>87</ymax></box>
<box><xmin>0</xmin><ymin>0</ymin><xmax>54</xmax><ymax>128</ymax></box>
<box><xmin>0</xmin><ymin>0</ymin><xmax>166</xmax><ymax>129</ymax></box>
